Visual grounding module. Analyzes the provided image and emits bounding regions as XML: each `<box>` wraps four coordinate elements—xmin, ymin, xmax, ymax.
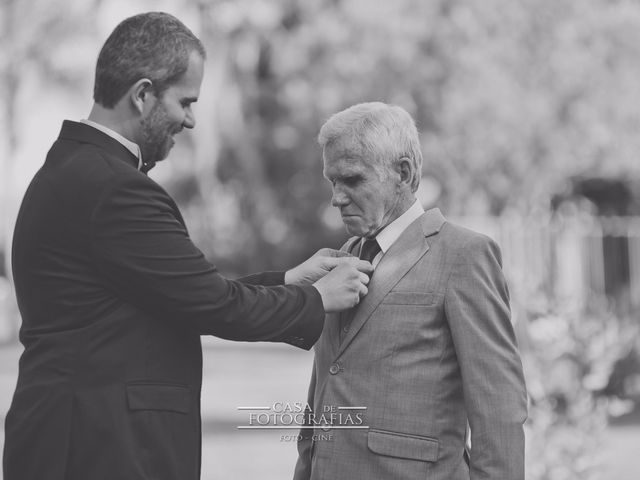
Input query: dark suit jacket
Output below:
<box><xmin>4</xmin><ymin>121</ymin><xmax>324</xmax><ymax>480</ymax></box>
<box><xmin>294</xmin><ymin>209</ymin><xmax>528</xmax><ymax>480</ymax></box>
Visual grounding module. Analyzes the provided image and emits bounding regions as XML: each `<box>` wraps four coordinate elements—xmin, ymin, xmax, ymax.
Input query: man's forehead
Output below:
<box><xmin>323</xmin><ymin>154</ymin><xmax>369</xmax><ymax>176</ymax></box>
<box><xmin>324</xmin><ymin>136</ymin><xmax>363</xmax><ymax>158</ymax></box>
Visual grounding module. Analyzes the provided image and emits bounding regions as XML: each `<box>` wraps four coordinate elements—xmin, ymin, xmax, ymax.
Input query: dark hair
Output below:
<box><xmin>93</xmin><ymin>12</ymin><xmax>206</xmax><ymax>108</ymax></box>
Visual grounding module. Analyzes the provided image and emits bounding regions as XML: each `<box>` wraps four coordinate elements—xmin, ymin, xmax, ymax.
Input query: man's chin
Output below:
<box><xmin>160</xmin><ymin>138</ymin><xmax>175</xmax><ymax>159</ymax></box>
<box><xmin>146</xmin><ymin>144</ymin><xmax>174</xmax><ymax>164</ymax></box>
<box><xmin>342</xmin><ymin>219</ymin><xmax>367</xmax><ymax>237</ymax></box>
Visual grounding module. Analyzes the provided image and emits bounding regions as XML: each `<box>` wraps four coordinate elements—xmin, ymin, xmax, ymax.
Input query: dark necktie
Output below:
<box><xmin>340</xmin><ymin>237</ymin><xmax>380</xmax><ymax>342</ymax></box>
<box><xmin>360</xmin><ymin>237</ymin><xmax>381</xmax><ymax>264</ymax></box>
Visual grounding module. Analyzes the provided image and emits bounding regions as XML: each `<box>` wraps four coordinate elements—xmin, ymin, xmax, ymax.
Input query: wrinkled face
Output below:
<box><xmin>323</xmin><ymin>138</ymin><xmax>400</xmax><ymax>238</ymax></box>
<box><xmin>140</xmin><ymin>50</ymin><xmax>204</xmax><ymax>164</ymax></box>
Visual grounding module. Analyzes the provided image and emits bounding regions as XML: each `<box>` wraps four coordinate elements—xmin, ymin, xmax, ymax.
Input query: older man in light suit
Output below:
<box><xmin>294</xmin><ymin>102</ymin><xmax>528</xmax><ymax>480</ymax></box>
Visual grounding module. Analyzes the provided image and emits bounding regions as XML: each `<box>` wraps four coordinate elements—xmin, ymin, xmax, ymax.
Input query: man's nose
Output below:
<box><xmin>183</xmin><ymin>109</ymin><xmax>196</xmax><ymax>129</ymax></box>
<box><xmin>331</xmin><ymin>188</ymin><xmax>349</xmax><ymax>207</ymax></box>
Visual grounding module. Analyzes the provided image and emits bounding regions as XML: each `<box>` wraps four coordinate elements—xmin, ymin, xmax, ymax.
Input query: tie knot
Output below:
<box><xmin>359</xmin><ymin>238</ymin><xmax>381</xmax><ymax>263</ymax></box>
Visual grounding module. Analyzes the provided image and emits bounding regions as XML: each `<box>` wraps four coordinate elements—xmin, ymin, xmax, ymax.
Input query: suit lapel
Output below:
<box><xmin>325</xmin><ymin>237</ymin><xmax>361</xmax><ymax>355</ymax></box>
<box><xmin>335</xmin><ymin>208</ymin><xmax>446</xmax><ymax>358</ymax></box>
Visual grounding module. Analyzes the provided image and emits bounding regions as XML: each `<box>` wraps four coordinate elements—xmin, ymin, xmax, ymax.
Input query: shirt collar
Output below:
<box><xmin>80</xmin><ymin>119</ymin><xmax>143</xmax><ymax>170</ymax></box>
<box><xmin>374</xmin><ymin>199</ymin><xmax>425</xmax><ymax>253</ymax></box>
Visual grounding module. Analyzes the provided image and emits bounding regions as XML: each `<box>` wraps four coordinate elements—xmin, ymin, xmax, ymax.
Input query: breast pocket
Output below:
<box><xmin>378</xmin><ymin>291</ymin><xmax>444</xmax><ymax>331</ymax></box>
<box><xmin>374</xmin><ymin>290</ymin><xmax>446</xmax><ymax>358</ymax></box>
<box><xmin>381</xmin><ymin>291</ymin><xmax>439</xmax><ymax>306</ymax></box>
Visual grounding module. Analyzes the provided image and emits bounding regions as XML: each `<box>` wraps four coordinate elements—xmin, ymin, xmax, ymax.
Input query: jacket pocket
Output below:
<box><xmin>381</xmin><ymin>291</ymin><xmax>440</xmax><ymax>306</ymax></box>
<box><xmin>367</xmin><ymin>429</ymin><xmax>439</xmax><ymax>462</ymax></box>
<box><xmin>126</xmin><ymin>383</ymin><xmax>191</xmax><ymax>414</ymax></box>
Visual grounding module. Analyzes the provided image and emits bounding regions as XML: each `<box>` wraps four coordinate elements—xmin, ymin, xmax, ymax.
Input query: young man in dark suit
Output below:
<box><xmin>3</xmin><ymin>12</ymin><xmax>371</xmax><ymax>480</ymax></box>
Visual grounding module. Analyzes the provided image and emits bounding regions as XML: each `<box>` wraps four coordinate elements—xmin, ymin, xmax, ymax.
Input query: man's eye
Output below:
<box><xmin>343</xmin><ymin>176</ymin><xmax>359</xmax><ymax>186</ymax></box>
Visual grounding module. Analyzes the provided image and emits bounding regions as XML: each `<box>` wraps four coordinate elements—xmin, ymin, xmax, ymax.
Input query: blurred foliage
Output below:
<box><xmin>0</xmin><ymin>0</ymin><xmax>101</xmax><ymax>281</ymax></box>
<box><xmin>175</xmin><ymin>0</ymin><xmax>640</xmax><ymax>273</ymax></box>
<box><xmin>518</xmin><ymin>299</ymin><xmax>638</xmax><ymax>479</ymax></box>
<box><xmin>2</xmin><ymin>0</ymin><xmax>640</xmax><ymax>273</ymax></box>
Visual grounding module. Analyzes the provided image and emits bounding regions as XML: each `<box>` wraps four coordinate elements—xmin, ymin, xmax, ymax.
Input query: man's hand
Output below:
<box><xmin>312</xmin><ymin>261</ymin><xmax>373</xmax><ymax>312</ymax></box>
<box><xmin>285</xmin><ymin>248</ymin><xmax>354</xmax><ymax>286</ymax></box>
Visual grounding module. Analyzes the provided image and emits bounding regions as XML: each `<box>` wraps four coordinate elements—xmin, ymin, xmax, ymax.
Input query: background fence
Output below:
<box><xmin>458</xmin><ymin>214</ymin><xmax>640</xmax><ymax>316</ymax></box>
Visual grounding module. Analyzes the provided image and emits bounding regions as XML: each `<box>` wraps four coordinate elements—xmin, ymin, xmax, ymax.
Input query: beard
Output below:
<box><xmin>139</xmin><ymin>101</ymin><xmax>180</xmax><ymax>165</ymax></box>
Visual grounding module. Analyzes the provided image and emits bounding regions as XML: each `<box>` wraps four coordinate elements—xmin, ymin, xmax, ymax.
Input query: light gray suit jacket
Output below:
<box><xmin>294</xmin><ymin>209</ymin><xmax>527</xmax><ymax>480</ymax></box>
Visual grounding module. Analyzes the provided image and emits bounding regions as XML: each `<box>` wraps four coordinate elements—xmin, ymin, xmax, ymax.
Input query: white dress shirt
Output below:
<box><xmin>364</xmin><ymin>199</ymin><xmax>425</xmax><ymax>268</ymax></box>
<box><xmin>80</xmin><ymin>119</ymin><xmax>143</xmax><ymax>170</ymax></box>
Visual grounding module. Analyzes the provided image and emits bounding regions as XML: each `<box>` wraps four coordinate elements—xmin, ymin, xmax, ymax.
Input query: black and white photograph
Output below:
<box><xmin>1</xmin><ymin>1</ymin><xmax>639</xmax><ymax>479</ymax></box>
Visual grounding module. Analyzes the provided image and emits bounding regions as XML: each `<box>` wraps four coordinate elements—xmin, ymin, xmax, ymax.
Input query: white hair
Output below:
<box><xmin>318</xmin><ymin>102</ymin><xmax>423</xmax><ymax>192</ymax></box>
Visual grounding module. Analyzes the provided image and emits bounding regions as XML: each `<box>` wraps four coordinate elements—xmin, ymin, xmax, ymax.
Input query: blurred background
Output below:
<box><xmin>1</xmin><ymin>0</ymin><xmax>640</xmax><ymax>478</ymax></box>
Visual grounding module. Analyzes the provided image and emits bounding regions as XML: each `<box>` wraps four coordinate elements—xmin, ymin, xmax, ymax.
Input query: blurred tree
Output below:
<box><xmin>164</xmin><ymin>0</ymin><xmax>640</xmax><ymax>275</ymax></box>
<box><xmin>518</xmin><ymin>301</ymin><xmax>638</xmax><ymax>479</ymax></box>
<box><xmin>4</xmin><ymin>0</ymin><xmax>640</xmax><ymax>275</ymax></box>
<box><xmin>0</xmin><ymin>0</ymin><xmax>100</xmax><ymax>281</ymax></box>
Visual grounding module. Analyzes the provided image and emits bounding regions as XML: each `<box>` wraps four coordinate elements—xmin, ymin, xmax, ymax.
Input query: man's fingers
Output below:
<box><xmin>315</xmin><ymin>248</ymin><xmax>352</xmax><ymax>258</ymax></box>
<box><xmin>358</xmin><ymin>284</ymin><xmax>368</xmax><ymax>298</ymax></box>
<box><xmin>320</xmin><ymin>257</ymin><xmax>344</xmax><ymax>270</ymax></box>
<box><xmin>336</xmin><ymin>257</ymin><xmax>374</xmax><ymax>272</ymax></box>
<box><xmin>354</xmin><ymin>259</ymin><xmax>374</xmax><ymax>274</ymax></box>
<box><xmin>359</xmin><ymin>272</ymin><xmax>370</xmax><ymax>285</ymax></box>
<box><xmin>323</xmin><ymin>259</ymin><xmax>373</xmax><ymax>279</ymax></box>
<box><xmin>322</xmin><ymin>256</ymin><xmax>367</xmax><ymax>270</ymax></box>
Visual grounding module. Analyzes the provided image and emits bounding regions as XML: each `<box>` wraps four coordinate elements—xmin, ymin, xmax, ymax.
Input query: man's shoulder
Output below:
<box><xmin>39</xmin><ymin>133</ymin><xmax>164</xmax><ymax>219</ymax></box>
<box><xmin>440</xmin><ymin>220</ymin><xmax>487</xmax><ymax>240</ymax></box>
<box><xmin>438</xmin><ymin>219</ymin><xmax>499</xmax><ymax>253</ymax></box>
<box><xmin>434</xmin><ymin>220</ymin><xmax>507</xmax><ymax>274</ymax></box>
<box><xmin>53</xmin><ymin>140</ymin><xmax>136</xmax><ymax>178</ymax></box>
<box><xmin>48</xmin><ymin>120</ymin><xmax>140</xmax><ymax>180</ymax></box>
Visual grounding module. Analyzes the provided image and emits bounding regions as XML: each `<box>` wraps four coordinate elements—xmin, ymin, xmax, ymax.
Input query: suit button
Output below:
<box><xmin>329</xmin><ymin>363</ymin><xmax>340</xmax><ymax>375</ymax></box>
<box><xmin>342</xmin><ymin>324</ymin><xmax>349</xmax><ymax>333</ymax></box>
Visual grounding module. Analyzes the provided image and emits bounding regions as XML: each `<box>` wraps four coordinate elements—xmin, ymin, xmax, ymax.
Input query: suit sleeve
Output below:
<box><xmin>293</xmin><ymin>360</ymin><xmax>317</xmax><ymax>480</ymax></box>
<box><xmin>89</xmin><ymin>174</ymin><xmax>324</xmax><ymax>349</ymax></box>
<box><xmin>238</xmin><ymin>271</ymin><xmax>284</xmax><ymax>286</ymax></box>
<box><xmin>444</xmin><ymin>235</ymin><xmax>528</xmax><ymax>480</ymax></box>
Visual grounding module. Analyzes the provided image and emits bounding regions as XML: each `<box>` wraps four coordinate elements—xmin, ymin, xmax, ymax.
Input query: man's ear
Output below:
<box><xmin>397</xmin><ymin>157</ymin><xmax>414</xmax><ymax>187</ymax></box>
<box><xmin>129</xmin><ymin>78</ymin><xmax>154</xmax><ymax>115</ymax></box>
